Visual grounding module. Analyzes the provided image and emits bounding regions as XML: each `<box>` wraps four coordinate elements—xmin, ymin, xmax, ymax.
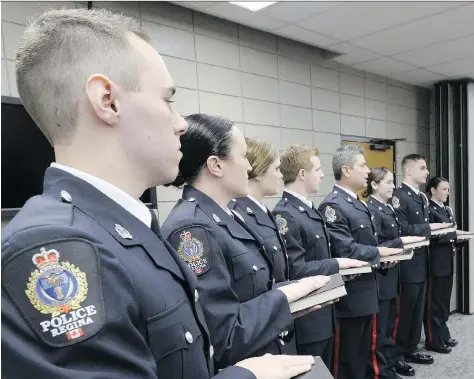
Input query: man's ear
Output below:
<box><xmin>341</xmin><ymin>165</ymin><xmax>351</xmax><ymax>178</ymax></box>
<box><xmin>298</xmin><ymin>168</ymin><xmax>305</xmax><ymax>181</ymax></box>
<box><xmin>85</xmin><ymin>74</ymin><xmax>121</xmax><ymax>125</ymax></box>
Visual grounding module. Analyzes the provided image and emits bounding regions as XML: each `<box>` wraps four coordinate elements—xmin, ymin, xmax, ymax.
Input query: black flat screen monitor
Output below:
<box><xmin>1</xmin><ymin>96</ymin><xmax>157</xmax><ymax>217</ymax></box>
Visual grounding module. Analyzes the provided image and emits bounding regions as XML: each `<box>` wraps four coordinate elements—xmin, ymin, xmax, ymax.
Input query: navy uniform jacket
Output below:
<box><xmin>367</xmin><ymin>196</ymin><xmax>403</xmax><ymax>300</ymax></box>
<box><xmin>318</xmin><ymin>186</ymin><xmax>380</xmax><ymax>318</ymax></box>
<box><xmin>229</xmin><ymin>196</ymin><xmax>289</xmax><ymax>283</ymax></box>
<box><xmin>391</xmin><ymin>184</ymin><xmax>431</xmax><ymax>283</ymax></box>
<box><xmin>162</xmin><ymin>186</ymin><xmax>294</xmax><ymax>369</ymax></box>
<box><xmin>1</xmin><ymin>168</ymin><xmax>254</xmax><ymax>379</ymax></box>
<box><xmin>428</xmin><ymin>200</ymin><xmax>457</xmax><ymax>277</ymax></box>
<box><xmin>272</xmin><ymin>192</ymin><xmax>339</xmax><ymax>345</ymax></box>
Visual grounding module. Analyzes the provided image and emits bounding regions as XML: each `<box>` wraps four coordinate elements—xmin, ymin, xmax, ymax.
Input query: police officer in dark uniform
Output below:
<box><xmin>1</xmin><ymin>9</ymin><xmax>316</xmax><ymax>379</ymax></box>
<box><xmin>424</xmin><ymin>177</ymin><xmax>460</xmax><ymax>353</ymax></box>
<box><xmin>229</xmin><ymin>137</ymin><xmax>290</xmax><ymax>286</ymax></box>
<box><xmin>162</xmin><ymin>114</ymin><xmax>330</xmax><ymax>369</ymax></box>
<box><xmin>318</xmin><ymin>146</ymin><xmax>402</xmax><ymax>379</ymax></box>
<box><xmin>365</xmin><ymin>167</ymin><xmax>426</xmax><ymax>379</ymax></box>
<box><xmin>390</xmin><ymin>154</ymin><xmax>447</xmax><ymax>371</ymax></box>
<box><xmin>270</xmin><ymin>145</ymin><xmax>367</xmax><ymax>369</ymax></box>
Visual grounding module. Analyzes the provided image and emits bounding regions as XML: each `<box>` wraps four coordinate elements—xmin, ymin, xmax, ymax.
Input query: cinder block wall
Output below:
<box><xmin>1</xmin><ymin>1</ymin><xmax>432</xmax><ymax>225</ymax></box>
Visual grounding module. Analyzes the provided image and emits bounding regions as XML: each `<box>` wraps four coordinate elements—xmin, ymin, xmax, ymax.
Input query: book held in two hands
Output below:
<box><xmin>288</xmin><ymin>273</ymin><xmax>346</xmax><ymax>314</ymax></box>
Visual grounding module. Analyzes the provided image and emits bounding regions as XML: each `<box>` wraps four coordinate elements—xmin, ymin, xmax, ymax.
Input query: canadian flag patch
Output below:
<box><xmin>66</xmin><ymin>328</ymin><xmax>84</xmax><ymax>340</ymax></box>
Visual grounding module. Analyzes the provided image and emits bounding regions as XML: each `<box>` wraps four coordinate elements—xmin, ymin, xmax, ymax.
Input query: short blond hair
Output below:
<box><xmin>280</xmin><ymin>145</ymin><xmax>320</xmax><ymax>185</ymax></box>
<box><xmin>15</xmin><ymin>8</ymin><xmax>150</xmax><ymax>145</ymax></box>
<box><xmin>245</xmin><ymin>137</ymin><xmax>279</xmax><ymax>180</ymax></box>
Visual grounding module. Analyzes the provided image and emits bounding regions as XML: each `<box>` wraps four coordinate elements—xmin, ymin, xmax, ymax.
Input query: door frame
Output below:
<box><xmin>341</xmin><ymin>136</ymin><xmax>398</xmax><ymax>184</ymax></box>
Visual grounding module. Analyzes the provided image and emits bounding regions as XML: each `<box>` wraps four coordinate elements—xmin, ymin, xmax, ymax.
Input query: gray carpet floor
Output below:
<box><xmin>412</xmin><ymin>313</ymin><xmax>474</xmax><ymax>379</ymax></box>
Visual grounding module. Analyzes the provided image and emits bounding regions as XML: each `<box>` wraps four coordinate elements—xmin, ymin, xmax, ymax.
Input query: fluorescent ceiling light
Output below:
<box><xmin>229</xmin><ymin>2</ymin><xmax>276</xmax><ymax>12</ymax></box>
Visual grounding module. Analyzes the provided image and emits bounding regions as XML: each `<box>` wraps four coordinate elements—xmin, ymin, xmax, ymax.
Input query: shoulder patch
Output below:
<box><xmin>1</xmin><ymin>239</ymin><xmax>105</xmax><ymax>347</ymax></box>
<box><xmin>274</xmin><ymin>214</ymin><xmax>289</xmax><ymax>236</ymax></box>
<box><xmin>392</xmin><ymin>196</ymin><xmax>400</xmax><ymax>209</ymax></box>
<box><xmin>324</xmin><ymin>206</ymin><xmax>337</xmax><ymax>222</ymax></box>
<box><xmin>170</xmin><ymin>228</ymin><xmax>210</xmax><ymax>276</ymax></box>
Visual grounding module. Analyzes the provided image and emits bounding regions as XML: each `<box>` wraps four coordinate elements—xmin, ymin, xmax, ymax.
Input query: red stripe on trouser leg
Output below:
<box><xmin>333</xmin><ymin>319</ymin><xmax>340</xmax><ymax>379</ymax></box>
<box><xmin>427</xmin><ymin>278</ymin><xmax>433</xmax><ymax>346</ymax></box>
<box><xmin>392</xmin><ymin>284</ymin><xmax>402</xmax><ymax>344</ymax></box>
<box><xmin>372</xmin><ymin>314</ymin><xmax>380</xmax><ymax>379</ymax></box>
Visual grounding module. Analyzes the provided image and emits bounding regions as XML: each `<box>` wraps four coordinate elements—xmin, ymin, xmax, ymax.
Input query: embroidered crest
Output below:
<box><xmin>392</xmin><ymin>196</ymin><xmax>400</xmax><ymax>209</ymax></box>
<box><xmin>325</xmin><ymin>206</ymin><xmax>337</xmax><ymax>223</ymax></box>
<box><xmin>1</xmin><ymin>240</ymin><xmax>105</xmax><ymax>347</ymax></box>
<box><xmin>25</xmin><ymin>247</ymin><xmax>88</xmax><ymax>318</ymax></box>
<box><xmin>275</xmin><ymin>214</ymin><xmax>288</xmax><ymax>236</ymax></box>
<box><xmin>177</xmin><ymin>231</ymin><xmax>208</xmax><ymax>275</ymax></box>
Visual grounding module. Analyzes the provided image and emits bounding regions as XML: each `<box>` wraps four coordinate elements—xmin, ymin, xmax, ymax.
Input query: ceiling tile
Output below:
<box><xmin>261</xmin><ymin>1</ymin><xmax>345</xmax><ymax>23</ymax></box>
<box><xmin>297</xmin><ymin>1</ymin><xmax>462</xmax><ymax>41</ymax></box>
<box><xmin>427</xmin><ymin>56</ymin><xmax>474</xmax><ymax>77</ymax></box>
<box><xmin>330</xmin><ymin>42</ymin><xmax>383</xmax><ymax>65</ymax></box>
<box><xmin>354</xmin><ymin>57</ymin><xmax>417</xmax><ymax>76</ymax></box>
<box><xmin>350</xmin><ymin>3</ymin><xmax>474</xmax><ymax>55</ymax></box>
<box><xmin>393</xmin><ymin>34</ymin><xmax>474</xmax><ymax>67</ymax></box>
<box><xmin>273</xmin><ymin>25</ymin><xmax>340</xmax><ymax>47</ymax></box>
<box><xmin>204</xmin><ymin>2</ymin><xmax>287</xmax><ymax>30</ymax></box>
<box><xmin>389</xmin><ymin>69</ymin><xmax>447</xmax><ymax>87</ymax></box>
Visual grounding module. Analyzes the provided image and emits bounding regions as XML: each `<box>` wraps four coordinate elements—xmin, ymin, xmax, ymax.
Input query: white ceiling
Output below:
<box><xmin>173</xmin><ymin>1</ymin><xmax>474</xmax><ymax>87</ymax></box>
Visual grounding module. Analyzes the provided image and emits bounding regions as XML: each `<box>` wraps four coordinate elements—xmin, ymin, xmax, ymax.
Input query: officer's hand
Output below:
<box><xmin>335</xmin><ymin>257</ymin><xmax>369</xmax><ymax>269</ymax></box>
<box><xmin>235</xmin><ymin>354</ymin><xmax>314</xmax><ymax>379</ymax></box>
<box><xmin>400</xmin><ymin>236</ymin><xmax>426</xmax><ymax>244</ymax></box>
<box><xmin>378</xmin><ymin>247</ymin><xmax>403</xmax><ymax>257</ymax></box>
<box><xmin>277</xmin><ymin>276</ymin><xmax>330</xmax><ymax>304</ymax></box>
<box><xmin>381</xmin><ymin>261</ymin><xmax>398</xmax><ymax>269</ymax></box>
<box><xmin>430</xmin><ymin>223</ymin><xmax>450</xmax><ymax>230</ymax></box>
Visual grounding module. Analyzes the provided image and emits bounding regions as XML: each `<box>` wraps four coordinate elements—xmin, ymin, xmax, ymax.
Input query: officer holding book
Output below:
<box><xmin>364</xmin><ymin>167</ymin><xmax>426</xmax><ymax>379</ymax></box>
<box><xmin>318</xmin><ymin>146</ymin><xmax>402</xmax><ymax>379</ymax></box>
<box><xmin>390</xmin><ymin>154</ymin><xmax>447</xmax><ymax>371</ymax></box>
<box><xmin>271</xmin><ymin>145</ymin><xmax>367</xmax><ymax>370</ymax></box>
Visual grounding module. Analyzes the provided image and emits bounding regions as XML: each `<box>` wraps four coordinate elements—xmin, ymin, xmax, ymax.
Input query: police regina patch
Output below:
<box><xmin>2</xmin><ymin>239</ymin><xmax>105</xmax><ymax>347</ymax></box>
<box><xmin>171</xmin><ymin>228</ymin><xmax>211</xmax><ymax>276</ymax></box>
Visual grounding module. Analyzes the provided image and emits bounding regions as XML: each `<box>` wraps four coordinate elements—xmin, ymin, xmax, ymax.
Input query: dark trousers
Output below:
<box><xmin>424</xmin><ymin>275</ymin><xmax>453</xmax><ymax>347</ymax></box>
<box><xmin>395</xmin><ymin>282</ymin><xmax>427</xmax><ymax>356</ymax></box>
<box><xmin>369</xmin><ymin>298</ymin><xmax>399</xmax><ymax>379</ymax></box>
<box><xmin>332</xmin><ymin>316</ymin><xmax>372</xmax><ymax>379</ymax></box>
<box><xmin>298</xmin><ymin>337</ymin><xmax>333</xmax><ymax>369</ymax></box>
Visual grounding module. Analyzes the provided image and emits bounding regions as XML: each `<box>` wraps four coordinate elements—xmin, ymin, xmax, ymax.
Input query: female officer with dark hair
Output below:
<box><xmin>364</xmin><ymin>167</ymin><xmax>424</xmax><ymax>379</ymax></box>
<box><xmin>161</xmin><ymin>114</ymin><xmax>329</xmax><ymax>370</ymax></box>
<box><xmin>423</xmin><ymin>176</ymin><xmax>465</xmax><ymax>353</ymax></box>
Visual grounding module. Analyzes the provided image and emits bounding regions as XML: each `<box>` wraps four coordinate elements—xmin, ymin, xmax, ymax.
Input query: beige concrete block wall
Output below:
<box><xmin>1</xmin><ymin>1</ymin><xmax>431</xmax><ymax>226</ymax></box>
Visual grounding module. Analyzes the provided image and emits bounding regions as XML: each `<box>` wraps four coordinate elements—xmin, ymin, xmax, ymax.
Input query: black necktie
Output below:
<box><xmin>149</xmin><ymin>209</ymin><xmax>162</xmax><ymax>238</ymax></box>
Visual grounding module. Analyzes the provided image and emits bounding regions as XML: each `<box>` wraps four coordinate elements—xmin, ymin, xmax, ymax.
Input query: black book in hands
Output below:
<box><xmin>292</xmin><ymin>356</ymin><xmax>334</xmax><ymax>379</ymax></box>
<box><xmin>288</xmin><ymin>273</ymin><xmax>346</xmax><ymax>314</ymax></box>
